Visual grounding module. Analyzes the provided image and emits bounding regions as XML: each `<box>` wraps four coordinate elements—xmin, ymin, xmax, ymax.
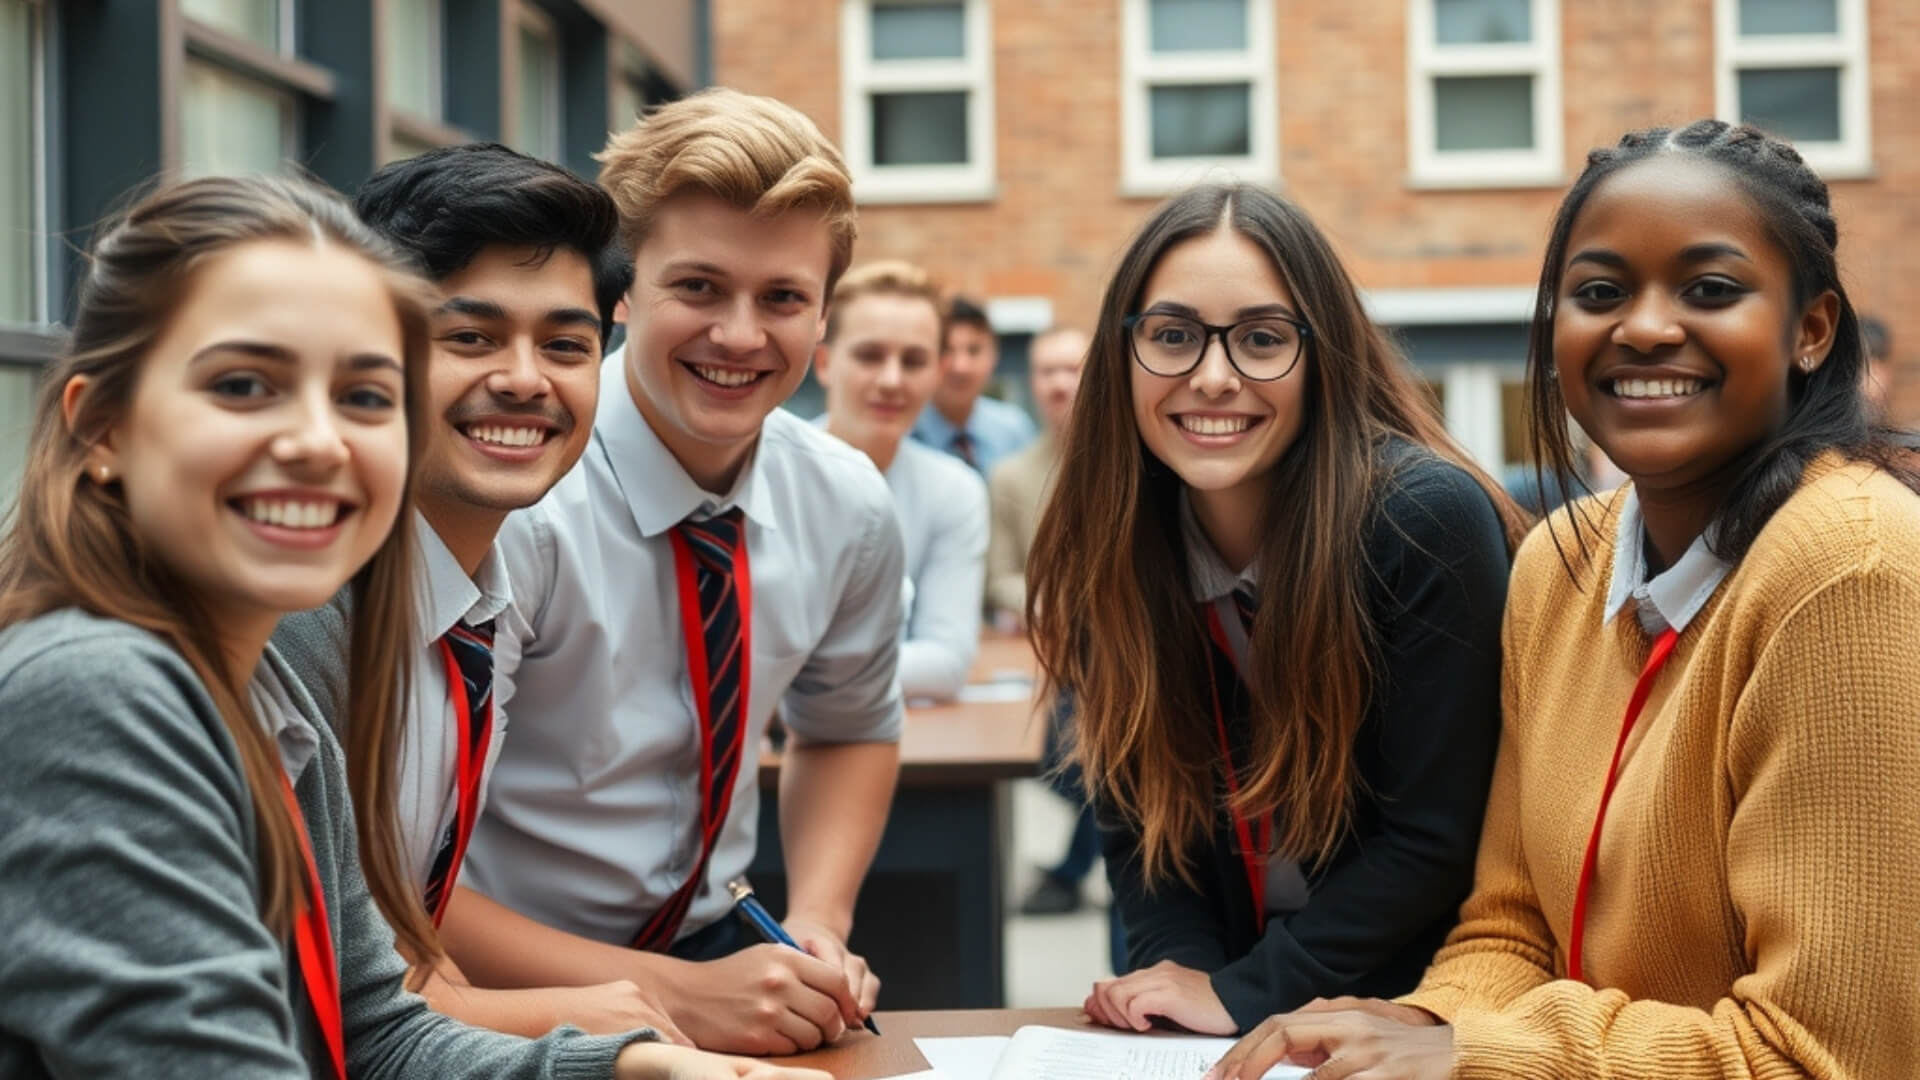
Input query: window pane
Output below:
<box><xmin>181</xmin><ymin>0</ymin><xmax>281</xmax><ymax>51</ymax></box>
<box><xmin>1738</xmin><ymin>0</ymin><xmax>1837</xmax><ymax>36</ymax></box>
<box><xmin>1434</xmin><ymin>0</ymin><xmax>1532</xmax><ymax>45</ymax></box>
<box><xmin>0</xmin><ymin>365</ymin><xmax>37</xmax><ymax>508</ymax></box>
<box><xmin>384</xmin><ymin>0</ymin><xmax>441</xmax><ymax>119</ymax></box>
<box><xmin>1434</xmin><ymin>74</ymin><xmax>1534</xmax><ymax>151</ymax></box>
<box><xmin>0</xmin><ymin>0</ymin><xmax>36</xmax><ymax>324</ymax></box>
<box><xmin>872</xmin><ymin>91</ymin><xmax>969</xmax><ymax>165</ymax></box>
<box><xmin>1738</xmin><ymin>67</ymin><xmax>1841</xmax><ymax>143</ymax></box>
<box><xmin>871</xmin><ymin>2</ymin><xmax>964</xmax><ymax>61</ymax></box>
<box><xmin>1148</xmin><ymin>0</ymin><xmax>1246</xmax><ymax>52</ymax></box>
<box><xmin>181</xmin><ymin>61</ymin><xmax>293</xmax><ymax>177</ymax></box>
<box><xmin>1149</xmin><ymin>83</ymin><xmax>1251</xmax><ymax>158</ymax></box>
<box><xmin>515</xmin><ymin>22</ymin><xmax>562</xmax><ymax>161</ymax></box>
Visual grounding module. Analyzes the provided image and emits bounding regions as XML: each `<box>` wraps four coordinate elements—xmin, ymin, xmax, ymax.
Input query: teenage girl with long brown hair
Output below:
<box><xmin>1028</xmin><ymin>182</ymin><xmax>1527</xmax><ymax>1037</ymax></box>
<box><xmin>0</xmin><ymin>174</ymin><xmax>821</xmax><ymax>1080</ymax></box>
<box><xmin>1210</xmin><ymin>121</ymin><xmax>1920</xmax><ymax>1080</ymax></box>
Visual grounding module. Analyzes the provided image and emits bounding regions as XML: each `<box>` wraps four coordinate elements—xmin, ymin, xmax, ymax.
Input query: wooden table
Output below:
<box><xmin>774</xmin><ymin>1007</ymin><xmax>1094</xmax><ymax>1078</ymax></box>
<box><xmin>749</xmin><ymin>633</ymin><xmax>1048</xmax><ymax>1010</ymax></box>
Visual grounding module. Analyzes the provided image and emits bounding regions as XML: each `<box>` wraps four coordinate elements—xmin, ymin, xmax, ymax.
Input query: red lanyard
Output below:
<box><xmin>278</xmin><ymin>772</ymin><xmax>347</xmax><ymax>1080</ymax></box>
<box><xmin>429</xmin><ymin>638</ymin><xmax>494</xmax><ymax>927</ymax></box>
<box><xmin>1567</xmin><ymin>626</ymin><xmax>1679</xmax><ymax>983</ymax></box>
<box><xmin>1205</xmin><ymin>604</ymin><xmax>1273</xmax><ymax>933</ymax></box>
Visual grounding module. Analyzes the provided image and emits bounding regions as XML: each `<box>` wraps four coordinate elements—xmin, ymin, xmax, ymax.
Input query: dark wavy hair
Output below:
<box><xmin>354</xmin><ymin>142</ymin><xmax>633</xmax><ymax>337</ymax></box>
<box><xmin>1528</xmin><ymin>119</ymin><xmax>1920</xmax><ymax>563</ymax></box>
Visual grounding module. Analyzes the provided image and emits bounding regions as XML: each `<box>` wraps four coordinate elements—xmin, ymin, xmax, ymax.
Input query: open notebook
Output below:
<box><xmin>909</xmin><ymin>1025</ymin><xmax>1311</xmax><ymax>1080</ymax></box>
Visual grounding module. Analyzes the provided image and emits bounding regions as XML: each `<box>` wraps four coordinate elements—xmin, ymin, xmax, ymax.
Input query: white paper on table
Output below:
<box><xmin>920</xmin><ymin>1026</ymin><xmax>1310</xmax><ymax>1080</ymax></box>
<box><xmin>954</xmin><ymin>679</ymin><xmax>1035</xmax><ymax>704</ymax></box>
<box><xmin>873</xmin><ymin>1072</ymin><xmax>946</xmax><ymax>1080</ymax></box>
<box><xmin>912</xmin><ymin>1035</ymin><xmax>1011</xmax><ymax>1079</ymax></box>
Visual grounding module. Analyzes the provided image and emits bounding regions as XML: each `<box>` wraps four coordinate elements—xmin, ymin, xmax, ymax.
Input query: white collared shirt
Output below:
<box><xmin>1601</xmin><ymin>488</ymin><xmax>1734</xmax><ymax>636</ymax></box>
<box><xmin>467</xmin><ymin>353</ymin><xmax>908</xmax><ymax>945</ymax></box>
<box><xmin>397</xmin><ymin>514</ymin><xmax>516</xmax><ymax>892</ymax></box>
<box><xmin>1178</xmin><ymin>492</ymin><xmax>1309</xmax><ymax>916</ymax></box>
<box><xmin>813</xmin><ymin>417</ymin><xmax>989</xmax><ymax>702</ymax></box>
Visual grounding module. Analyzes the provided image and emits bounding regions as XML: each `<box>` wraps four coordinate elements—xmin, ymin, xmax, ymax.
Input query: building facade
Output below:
<box><xmin>715</xmin><ymin>0</ymin><xmax>1919</xmax><ymax>469</ymax></box>
<box><xmin>0</xmin><ymin>0</ymin><xmax>699</xmax><ymax>495</ymax></box>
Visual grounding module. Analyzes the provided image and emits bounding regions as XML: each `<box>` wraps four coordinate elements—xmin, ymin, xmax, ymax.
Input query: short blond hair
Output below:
<box><xmin>823</xmin><ymin>260</ymin><xmax>944</xmax><ymax>343</ymax></box>
<box><xmin>596</xmin><ymin>88</ymin><xmax>857</xmax><ymax>289</ymax></box>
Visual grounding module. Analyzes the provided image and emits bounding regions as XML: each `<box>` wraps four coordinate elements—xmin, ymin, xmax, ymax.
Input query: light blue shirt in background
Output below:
<box><xmin>910</xmin><ymin>396</ymin><xmax>1036</xmax><ymax>477</ymax></box>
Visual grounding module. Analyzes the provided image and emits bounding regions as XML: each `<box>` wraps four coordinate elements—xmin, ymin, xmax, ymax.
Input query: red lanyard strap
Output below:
<box><xmin>278</xmin><ymin>772</ymin><xmax>346</xmax><ymax>1080</ymax></box>
<box><xmin>1567</xmin><ymin>626</ymin><xmax>1679</xmax><ymax>983</ymax></box>
<box><xmin>1205</xmin><ymin>604</ymin><xmax>1273</xmax><ymax>933</ymax></box>
<box><xmin>427</xmin><ymin>637</ymin><xmax>494</xmax><ymax>927</ymax></box>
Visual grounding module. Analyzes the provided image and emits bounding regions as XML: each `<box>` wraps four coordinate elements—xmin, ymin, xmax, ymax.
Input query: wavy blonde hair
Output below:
<box><xmin>596</xmin><ymin>87</ymin><xmax>858</xmax><ymax>291</ymax></box>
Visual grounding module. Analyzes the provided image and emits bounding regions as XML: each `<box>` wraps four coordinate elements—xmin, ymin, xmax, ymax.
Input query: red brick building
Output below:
<box><xmin>716</xmin><ymin>0</ymin><xmax>1919</xmax><ymax>467</ymax></box>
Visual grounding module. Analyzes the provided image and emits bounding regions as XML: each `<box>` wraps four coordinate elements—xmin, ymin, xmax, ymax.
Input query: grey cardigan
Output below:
<box><xmin>0</xmin><ymin>608</ymin><xmax>653</xmax><ymax>1079</ymax></box>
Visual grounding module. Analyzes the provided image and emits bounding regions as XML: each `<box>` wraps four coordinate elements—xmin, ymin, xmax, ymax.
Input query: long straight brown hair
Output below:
<box><xmin>0</xmin><ymin>175</ymin><xmax>436</xmax><ymax>960</ymax></box>
<box><xmin>1028</xmin><ymin>184</ymin><xmax>1528</xmax><ymax>887</ymax></box>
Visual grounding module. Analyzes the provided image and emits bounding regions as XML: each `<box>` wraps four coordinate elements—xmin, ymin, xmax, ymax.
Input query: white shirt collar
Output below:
<box><xmin>415</xmin><ymin>510</ymin><xmax>514</xmax><ymax>642</ymax></box>
<box><xmin>252</xmin><ymin>646</ymin><xmax>320</xmax><ymax>784</ymax></box>
<box><xmin>594</xmin><ymin>349</ymin><xmax>778</xmax><ymax>537</ymax></box>
<box><xmin>1602</xmin><ymin>486</ymin><xmax>1733</xmax><ymax>635</ymax></box>
<box><xmin>1179</xmin><ymin>489</ymin><xmax>1259</xmax><ymax>604</ymax></box>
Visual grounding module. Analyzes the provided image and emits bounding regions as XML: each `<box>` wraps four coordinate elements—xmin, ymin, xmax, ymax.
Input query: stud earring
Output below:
<box><xmin>93</xmin><ymin>465</ymin><xmax>112</xmax><ymax>484</ymax></box>
<box><xmin>1800</xmin><ymin>355</ymin><xmax>1815</xmax><ymax>373</ymax></box>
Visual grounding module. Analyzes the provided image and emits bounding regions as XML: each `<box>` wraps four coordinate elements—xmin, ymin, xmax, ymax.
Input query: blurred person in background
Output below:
<box><xmin>816</xmin><ymin>261</ymin><xmax>987</xmax><ymax>703</ymax></box>
<box><xmin>1861</xmin><ymin>315</ymin><xmax>1893</xmax><ymax>420</ymax></box>
<box><xmin>986</xmin><ymin>326</ymin><xmax>1088</xmax><ymax>632</ymax></box>
<box><xmin>912</xmin><ymin>296</ymin><xmax>1036</xmax><ymax>474</ymax></box>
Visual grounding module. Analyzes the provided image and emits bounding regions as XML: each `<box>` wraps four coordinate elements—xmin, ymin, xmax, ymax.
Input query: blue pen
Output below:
<box><xmin>727</xmin><ymin>879</ymin><xmax>881</xmax><ymax>1035</ymax></box>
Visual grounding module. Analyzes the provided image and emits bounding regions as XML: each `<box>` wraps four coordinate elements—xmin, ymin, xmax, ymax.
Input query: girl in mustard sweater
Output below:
<box><xmin>1209</xmin><ymin>120</ymin><xmax>1920</xmax><ymax>1080</ymax></box>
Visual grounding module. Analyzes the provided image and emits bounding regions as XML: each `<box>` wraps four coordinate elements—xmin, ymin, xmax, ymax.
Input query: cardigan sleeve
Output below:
<box><xmin>0</xmin><ymin>630</ymin><xmax>316</xmax><ymax>1079</ymax></box>
<box><xmin>1101</xmin><ymin>810</ymin><xmax>1234</xmax><ymax>975</ymax></box>
<box><xmin>1439</xmin><ymin>565</ymin><xmax>1920</xmax><ymax>1080</ymax></box>
<box><xmin>1208</xmin><ymin>459</ymin><xmax>1509</xmax><ymax>1031</ymax></box>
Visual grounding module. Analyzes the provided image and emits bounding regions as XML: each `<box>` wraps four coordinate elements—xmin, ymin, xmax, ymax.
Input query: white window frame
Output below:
<box><xmin>1119</xmin><ymin>0</ymin><xmax>1276</xmax><ymax>196</ymax></box>
<box><xmin>1714</xmin><ymin>0</ymin><xmax>1870</xmax><ymax>177</ymax></box>
<box><xmin>1406</xmin><ymin>0</ymin><xmax>1562</xmax><ymax>188</ymax></box>
<box><xmin>515</xmin><ymin>3</ymin><xmax>563</xmax><ymax>163</ymax></box>
<box><xmin>840</xmin><ymin>0</ymin><xmax>995</xmax><ymax>204</ymax></box>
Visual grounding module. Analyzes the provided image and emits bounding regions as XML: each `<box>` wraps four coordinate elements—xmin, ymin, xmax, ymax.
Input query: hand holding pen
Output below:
<box><xmin>729</xmin><ymin>879</ymin><xmax>882</xmax><ymax>1035</ymax></box>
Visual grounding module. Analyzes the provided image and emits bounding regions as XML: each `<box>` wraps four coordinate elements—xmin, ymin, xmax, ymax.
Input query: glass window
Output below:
<box><xmin>1738</xmin><ymin>67</ymin><xmax>1842</xmax><ymax>142</ymax></box>
<box><xmin>870</xmin><ymin>2</ymin><xmax>965</xmax><ymax>60</ymax></box>
<box><xmin>1434</xmin><ymin>75</ymin><xmax>1534</xmax><ymax>151</ymax></box>
<box><xmin>0</xmin><ymin>364</ymin><xmax>37</xmax><ymax>507</ymax></box>
<box><xmin>384</xmin><ymin>0</ymin><xmax>442</xmax><ymax>119</ymax></box>
<box><xmin>515</xmin><ymin>16</ymin><xmax>562</xmax><ymax>162</ymax></box>
<box><xmin>1737</xmin><ymin>0</ymin><xmax>1837</xmax><ymax>35</ymax></box>
<box><xmin>872</xmin><ymin>91</ymin><xmax>969</xmax><ymax>166</ymax></box>
<box><xmin>1434</xmin><ymin>0</ymin><xmax>1532</xmax><ymax>44</ymax></box>
<box><xmin>181</xmin><ymin>0</ymin><xmax>283</xmax><ymax>52</ymax></box>
<box><xmin>0</xmin><ymin>0</ymin><xmax>37</xmax><ymax>325</ymax></box>
<box><xmin>1149</xmin><ymin>83</ymin><xmax>1251</xmax><ymax>157</ymax></box>
<box><xmin>181</xmin><ymin>60</ymin><xmax>294</xmax><ymax>177</ymax></box>
<box><xmin>1147</xmin><ymin>0</ymin><xmax>1245</xmax><ymax>52</ymax></box>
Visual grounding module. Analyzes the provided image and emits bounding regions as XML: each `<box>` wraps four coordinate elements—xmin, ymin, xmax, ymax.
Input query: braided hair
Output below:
<box><xmin>1527</xmin><ymin>118</ymin><xmax>1918</xmax><ymax>565</ymax></box>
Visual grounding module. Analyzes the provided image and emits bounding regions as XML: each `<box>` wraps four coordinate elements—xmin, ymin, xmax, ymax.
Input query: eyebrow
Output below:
<box><xmin>1140</xmin><ymin>300</ymin><xmax>1302</xmax><ymax>320</ymax></box>
<box><xmin>545</xmin><ymin>307</ymin><xmax>603</xmax><ymax>332</ymax></box>
<box><xmin>1568</xmin><ymin>243</ymin><xmax>1752</xmax><ymax>271</ymax></box>
<box><xmin>660</xmin><ymin>260</ymin><xmax>730</xmax><ymax>280</ymax></box>
<box><xmin>438</xmin><ymin>296</ymin><xmax>509</xmax><ymax>320</ymax></box>
<box><xmin>189</xmin><ymin>340</ymin><xmax>400</xmax><ymax>374</ymax></box>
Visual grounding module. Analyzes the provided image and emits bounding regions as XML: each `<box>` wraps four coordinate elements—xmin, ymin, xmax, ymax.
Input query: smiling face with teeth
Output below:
<box><xmin>1553</xmin><ymin>155</ymin><xmax>1838</xmax><ymax>521</ymax></box>
<box><xmin>416</xmin><ymin>245</ymin><xmax>600</xmax><ymax>546</ymax></box>
<box><xmin>86</xmin><ymin>239</ymin><xmax>412</xmax><ymax>639</ymax></box>
<box><xmin>625</xmin><ymin>191</ymin><xmax>831</xmax><ymax>494</ymax></box>
<box><xmin>1130</xmin><ymin>225</ymin><xmax>1310</xmax><ymax>558</ymax></box>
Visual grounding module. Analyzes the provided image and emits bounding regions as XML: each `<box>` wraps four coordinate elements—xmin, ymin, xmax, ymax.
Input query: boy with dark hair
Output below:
<box><xmin>273</xmin><ymin>143</ymin><xmax>679</xmax><ymax>1038</ymax></box>
<box><xmin>911</xmin><ymin>295</ymin><xmax>1036</xmax><ymax>474</ymax></box>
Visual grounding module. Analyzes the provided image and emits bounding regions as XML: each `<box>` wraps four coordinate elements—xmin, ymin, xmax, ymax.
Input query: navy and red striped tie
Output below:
<box><xmin>421</xmin><ymin>617</ymin><xmax>495</xmax><ymax>922</ymax></box>
<box><xmin>634</xmin><ymin>507</ymin><xmax>750</xmax><ymax>951</ymax></box>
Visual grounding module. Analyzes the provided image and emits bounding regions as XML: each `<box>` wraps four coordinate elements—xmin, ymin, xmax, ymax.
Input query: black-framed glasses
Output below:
<box><xmin>1122</xmin><ymin>311</ymin><xmax>1312</xmax><ymax>382</ymax></box>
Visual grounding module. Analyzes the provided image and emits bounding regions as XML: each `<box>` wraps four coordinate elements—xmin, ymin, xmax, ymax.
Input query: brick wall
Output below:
<box><xmin>715</xmin><ymin>0</ymin><xmax>1920</xmax><ymax>423</ymax></box>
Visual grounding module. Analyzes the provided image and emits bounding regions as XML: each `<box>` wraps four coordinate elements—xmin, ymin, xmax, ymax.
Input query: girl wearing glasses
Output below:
<box><xmin>1028</xmin><ymin>183</ymin><xmax>1527</xmax><ymax>1036</ymax></box>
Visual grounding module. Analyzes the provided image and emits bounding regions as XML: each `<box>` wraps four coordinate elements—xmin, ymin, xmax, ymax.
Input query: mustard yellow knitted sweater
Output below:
<box><xmin>1401</xmin><ymin>456</ymin><xmax>1920</xmax><ymax>1079</ymax></box>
